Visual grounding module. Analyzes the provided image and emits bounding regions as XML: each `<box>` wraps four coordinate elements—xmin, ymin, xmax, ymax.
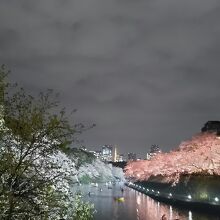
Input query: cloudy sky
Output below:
<box><xmin>0</xmin><ymin>0</ymin><xmax>220</xmax><ymax>157</ymax></box>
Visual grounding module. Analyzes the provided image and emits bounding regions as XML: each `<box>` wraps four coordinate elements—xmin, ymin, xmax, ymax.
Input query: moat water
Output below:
<box><xmin>75</xmin><ymin>183</ymin><xmax>220</xmax><ymax>220</ymax></box>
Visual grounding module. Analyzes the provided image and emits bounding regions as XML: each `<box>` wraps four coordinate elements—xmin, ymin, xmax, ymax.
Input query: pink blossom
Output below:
<box><xmin>125</xmin><ymin>133</ymin><xmax>220</xmax><ymax>184</ymax></box>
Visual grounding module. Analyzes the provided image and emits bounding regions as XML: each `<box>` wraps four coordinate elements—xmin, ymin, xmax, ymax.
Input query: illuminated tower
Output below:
<box><xmin>113</xmin><ymin>146</ymin><xmax>117</xmax><ymax>162</ymax></box>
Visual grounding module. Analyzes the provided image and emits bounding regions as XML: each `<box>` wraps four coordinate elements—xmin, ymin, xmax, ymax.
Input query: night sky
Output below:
<box><xmin>0</xmin><ymin>0</ymin><xmax>220</xmax><ymax>157</ymax></box>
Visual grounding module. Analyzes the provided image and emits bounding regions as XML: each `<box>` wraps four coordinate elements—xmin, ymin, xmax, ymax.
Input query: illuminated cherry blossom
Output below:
<box><xmin>125</xmin><ymin>133</ymin><xmax>220</xmax><ymax>184</ymax></box>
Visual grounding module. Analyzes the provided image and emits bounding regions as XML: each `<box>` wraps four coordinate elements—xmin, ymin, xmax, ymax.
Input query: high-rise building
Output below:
<box><xmin>101</xmin><ymin>145</ymin><xmax>113</xmax><ymax>161</ymax></box>
<box><xmin>147</xmin><ymin>144</ymin><xmax>161</xmax><ymax>159</ymax></box>
<box><xmin>128</xmin><ymin>152</ymin><xmax>136</xmax><ymax>161</ymax></box>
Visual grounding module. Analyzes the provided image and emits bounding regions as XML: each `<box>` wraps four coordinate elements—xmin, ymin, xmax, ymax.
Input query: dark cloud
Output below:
<box><xmin>0</xmin><ymin>0</ymin><xmax>220</xmax><ymax>157</ymax></box>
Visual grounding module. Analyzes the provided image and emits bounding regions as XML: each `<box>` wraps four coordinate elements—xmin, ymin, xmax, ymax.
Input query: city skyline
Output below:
<box><xmin>82</xmin><ymin>143</ymin><xmax>161</xmax><ymax>161</ymax></box>
<box><xmin>1</xmin><ymin>1</ymin><xmax>220</xmax><ymax>156</ymax></box>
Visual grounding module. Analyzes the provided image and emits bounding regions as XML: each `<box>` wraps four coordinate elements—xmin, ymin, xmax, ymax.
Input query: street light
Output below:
<box><xmin>187</xmin><ymin>195</ymin><xmax>192</xmax><ymax>200</ymax></box>
<box><xmin>214</xmin><ymin>197</ymin><xmax>219</xmax><ymax>202</ymax></box>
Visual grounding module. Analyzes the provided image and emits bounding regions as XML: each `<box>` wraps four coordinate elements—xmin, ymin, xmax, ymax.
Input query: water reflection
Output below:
<box><xmin>188</xmin><ymin>211</ymin><xmax>192</xmax><ymax>220</ymax></box>
<box><xmin>135</xmin><ymin>192</ymin><xmax>187</xmax><ymax>220</ymax></box>
<box><xmin>75</xmin><ymin>184</ymin><xmax>220</xmax><ymax>220</ymax></box>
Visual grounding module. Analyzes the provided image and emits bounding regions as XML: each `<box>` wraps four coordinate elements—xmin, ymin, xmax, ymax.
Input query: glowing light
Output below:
<box><xmin>187</xmin><ymin>195</ymin><xmax>192</xmax><ymax>199</ymax></box>
<box><xmin>169</xmin><ymin>193</ymin><xmax>172</xmax><ymax>197</ymax></box>
<box><xmin>188</xmin><ymin>211</ymin><xmax>192</xmax><ymax>220</ymax></box>
<box><xmin>137</xmin><ymin>195</ymin><xmax>141</xmax><ymax>205</ymax></box>
<box><xmin>169</xmin><ymin>206</ymin><xmax>173</xmax><ymax>219</ymax></box>
<box><xmin>200</xmin><ymin>192</ymin><xmax>208</xmax><ymax>199</ymax></box>
<box><xmin>214</xmin><ymin>197</ymin><xmax>219</xmax><ymax>202</ymax></box>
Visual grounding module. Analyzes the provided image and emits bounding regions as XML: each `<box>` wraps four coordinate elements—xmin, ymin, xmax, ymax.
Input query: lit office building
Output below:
<box><xmin>101</xmin><ymin>145</ymin><xmax>113</xmax><ymax>161</ymax></box>
<box><xmin>92</xmin><ymin>150</ymin><xmax>102</xmax><ymax>159</ymax></box>
<box><xmin>117</xmin><ymin>154</ymin><xmax>125</xmax><ymax>162</ymax></box>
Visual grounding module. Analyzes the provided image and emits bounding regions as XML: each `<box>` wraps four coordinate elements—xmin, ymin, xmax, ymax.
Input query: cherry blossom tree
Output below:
<box><xmin>0</xmin><ymin>67</ymin><xmax>95</xmax><ymax>219</ymax></box>
<box><xmin>125</xmin><ymin>133</ymin><xmax>220</xmax><ymax>184</ymax></box>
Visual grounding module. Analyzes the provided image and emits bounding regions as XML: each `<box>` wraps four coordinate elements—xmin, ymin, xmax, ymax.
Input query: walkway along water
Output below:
<box><xmin>126</xmin><ymin>175</ymin><xmax>220</xmax><ymax>213</ymax></box>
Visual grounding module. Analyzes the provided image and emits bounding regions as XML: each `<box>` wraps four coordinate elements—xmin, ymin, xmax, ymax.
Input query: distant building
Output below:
<box><xmin>146</xmin><ymin>153</ymin><xmax>151</xmax><ymax>160</ymax></box>
<box><xmin>80</xmin><ymin>146</ymin><xmax>87</xmax><ymax>151</ymax></box>
<box><xmin>113</xmin><ymin>147</ymin><xmax>124</xmax><ymax>162</ymax></box>
<box><xmin>94</xmin><ymin>150</ymin><xmax>102</xmax><ymax>159</ymax></box>
<box><xmin>117</xmin><ymin>154</ymin><xmax>125</xmax><ymax>162</ymax></box>
<box><xmin>101</xmin><ymin>145</ymin><xmax>113</xmax><ymax>161</ymax></box>
<box><xmin>88</xmin><ymin>145</ymin><xmax>125</xmax><ymax>162</ymax></box>
<box><xmin>88</xmin><ymin>150</ymin><xmax>96</xmax><ymax>155</ymax></box>
<box><xmin>147</xmin><ymin>144</ymin><xmax>161</xmax><ymax>160</ymax></box>
<box><xmin>88</xmin><ymin>150</ymin><xmax>104</xmax><ymax>159</ymax></box>
<box><xmin>113</xmin><ymin>146</ymin><xmax>117</xmax><ymax>162</ymax></box>
<box><xmin>128</xmin><ymin>152</ymin><xmax>136</xmax><ymax>161</ymax></box>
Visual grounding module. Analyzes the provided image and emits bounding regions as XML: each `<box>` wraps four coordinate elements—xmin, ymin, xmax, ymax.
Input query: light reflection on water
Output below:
<box><xmin>135</xmin><ymin>192</ymin><xmax>187</xmax><ymax>220</ymax></box>
<box><xmin>75</xmin><ymin>183</ymin><xmax>220</xmax><ymax>220</ymax></box>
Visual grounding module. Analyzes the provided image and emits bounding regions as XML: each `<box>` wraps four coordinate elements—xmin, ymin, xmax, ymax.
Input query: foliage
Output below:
<box><xmin>76</xmin><ymin>158</ymin><xmax>125</xmax><ymax>183</ymax></box>
<box><xmin>72</xmin><ymin>195</ymin><xmax>95</xmax><ymax>220</ymax></box>
<box><xmin>125</xmin><ymin>132</ymin><xmax>220</xmax><ymax>185</ymax></box>
<box><xmin>0</xmin><ymin>66</ymin><xmax>95</xmax><ymax>219</ymax></box>
<box><xmin>79</xmin><ymin>174</ymin><xmax>92</xmax><ymax>184</ymax></box>
<box><xmin>67</xmin><ymin>148</ymin><xmax>96</xmax><ymax>169</ymax></box>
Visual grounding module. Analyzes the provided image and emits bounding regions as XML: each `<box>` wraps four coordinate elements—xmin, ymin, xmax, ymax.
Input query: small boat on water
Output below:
<box><xmin>114</xmin><ymin>197</ymin><xmax>125</xmax><ymax>202</ymax></box>
<box><xmin>91</xmin><ymin>183</ymin><xmax>98</xmax><ymax>187</ymax></box>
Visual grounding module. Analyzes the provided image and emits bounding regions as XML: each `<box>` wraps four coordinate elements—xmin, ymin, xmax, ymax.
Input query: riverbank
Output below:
<box><xmin>126</xmin><ymin>179</ymin><xmax>220</xmax><ymax>215</ymax></box>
